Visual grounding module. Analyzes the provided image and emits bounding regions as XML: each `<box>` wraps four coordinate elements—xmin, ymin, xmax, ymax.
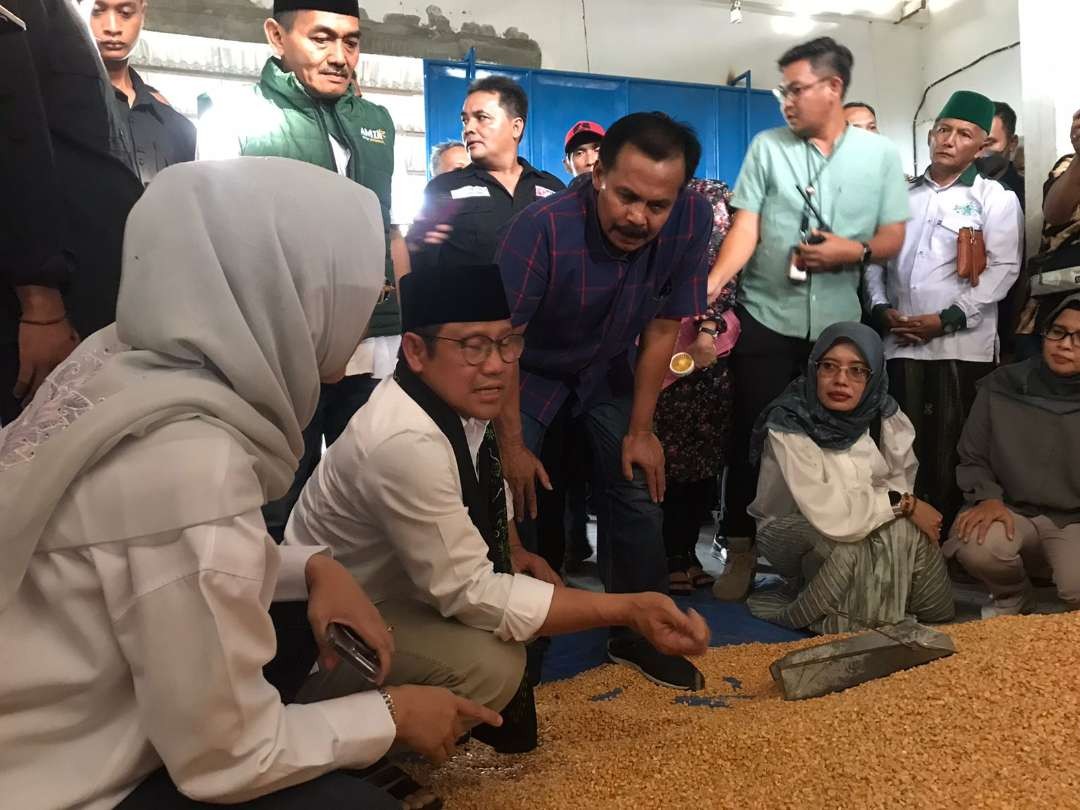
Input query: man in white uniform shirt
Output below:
<box><xmin>866</xmin><ymin>90</ymin><xmax>1022</xmax><ymax>527</ymax></box>
<box><xmin>287</xmin><ymin>263</ymin><xmax>711</xmax><ymax>752</ymax></box>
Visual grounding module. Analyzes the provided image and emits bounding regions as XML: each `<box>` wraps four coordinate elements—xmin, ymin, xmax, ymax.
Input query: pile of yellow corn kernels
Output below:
<box><xmin>421</xmin><ymin>613</ymin><xmax>1080</xmax><ymax>809</ymax></box>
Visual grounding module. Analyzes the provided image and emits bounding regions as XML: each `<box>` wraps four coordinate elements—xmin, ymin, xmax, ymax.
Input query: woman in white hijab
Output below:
<box><xmin>0</xmin><ymin>158</ymin><xmax>498</xmax><ymax>809</ymax></box>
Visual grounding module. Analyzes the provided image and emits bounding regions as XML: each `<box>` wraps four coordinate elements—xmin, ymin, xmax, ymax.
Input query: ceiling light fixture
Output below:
<box><xmin>730</xmin><ymin>0</ymin><xmax>743</xmax><ymax>24</ymax></box>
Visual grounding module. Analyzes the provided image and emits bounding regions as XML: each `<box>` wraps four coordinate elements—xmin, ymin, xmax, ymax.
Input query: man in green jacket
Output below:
<box><xmin>197</xmin><ymin>0</ymin><xmax>406</xmax><ymax>541</ymax></box>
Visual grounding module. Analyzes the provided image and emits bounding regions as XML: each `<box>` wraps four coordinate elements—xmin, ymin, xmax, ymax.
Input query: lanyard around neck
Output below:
<box><xmin>800</xmin><ymin>140</ymin><xmax>837</xmax><ymax>234</ymax></box>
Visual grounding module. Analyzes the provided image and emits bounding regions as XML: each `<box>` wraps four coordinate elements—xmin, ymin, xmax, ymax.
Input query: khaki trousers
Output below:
<box><xmin>296</xmin><ymin>598</ymin><xmax>525</xmax><ymax>713</ymax></box>
<box><xmin>944</xmin><ymin>511</ymin><xmax>1080</xmax><ymax>608</ymax></box>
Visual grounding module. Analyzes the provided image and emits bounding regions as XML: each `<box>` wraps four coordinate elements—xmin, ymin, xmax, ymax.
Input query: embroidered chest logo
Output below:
<box><xmin>360</xmin><ymin>127</ymin><xmax>387</xmax><ymax>144</ymax></box>
<box><xmin>535</xmin><ymin>187</ymin><xmax>556</xmax><ymax>198</ymax></box>
<box><xmin>953</xmin><ymin>202</ymin><xmax>981</xmax><ymax>217</ymax></box>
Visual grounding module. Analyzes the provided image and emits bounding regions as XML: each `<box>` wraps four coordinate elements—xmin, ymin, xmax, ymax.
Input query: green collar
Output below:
<box><xmin>259</xmin><ymin>58</ymin><xmax>353</xmax><ymax>113</ymax></box>
<box><xmin>915</xmin><ymin>162</ymin><xmax>980</xmax><ymax>189</ymax></box>
<box><xmin>957</xmin><ymin>163</ymin><xmax>980</xmax><ymax>186</ymax></box>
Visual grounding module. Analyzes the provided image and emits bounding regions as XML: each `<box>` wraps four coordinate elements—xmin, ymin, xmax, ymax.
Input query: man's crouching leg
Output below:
<box><xmin>296</xmin><ymin>598</ymin><xmax>525</xmax><ymax>714</ymax></box>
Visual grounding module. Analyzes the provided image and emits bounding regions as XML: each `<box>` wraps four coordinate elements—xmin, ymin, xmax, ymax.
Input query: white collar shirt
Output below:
<box><xmin>865</xmin><ymin>166</ymin><xmax>1023</xmax><ymax>362</ymax></box>
<box><xmin>0</xmin><ymin>426</ymin><xmax>394</xmax><ymax>809</ymax></box>
<box><xmin>285</xmin><ymin>378</ymin><xmax>552</xmax><ymax>643</ymax></box>
<box><xmin>749</xmin><ymin>411</ymin><xmax>918</xmax><ymax>544</ymax></box>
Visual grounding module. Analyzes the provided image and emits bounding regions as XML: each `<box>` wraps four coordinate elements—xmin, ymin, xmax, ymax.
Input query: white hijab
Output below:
<box><xmin>0</xmin><ymin>157</ymin><xmax>384</xmax><ymax>609</ymax></box>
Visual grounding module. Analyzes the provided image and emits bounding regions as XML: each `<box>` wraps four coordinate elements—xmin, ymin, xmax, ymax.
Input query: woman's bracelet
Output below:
<box><xmin>378</xmin><ymin>688</ymin><xmax>397</xmax><ymax>726</ymax></box>
<box><xmin>898</xmin><ymin>493</ymin><xmax>916</xmax><ymax>518</ymax></box>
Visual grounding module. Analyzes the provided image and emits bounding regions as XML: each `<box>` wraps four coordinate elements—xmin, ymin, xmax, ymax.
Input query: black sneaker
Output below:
<box><xmin>606</xmin><ymin>637</ymin><xmax>705</xmax><ymax>691</ymax></box>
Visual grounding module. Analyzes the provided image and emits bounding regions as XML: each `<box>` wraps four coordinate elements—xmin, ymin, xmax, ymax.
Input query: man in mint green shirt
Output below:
<box><xmin>707</xmin><ymin>36</ymin><xmax>910</xmax><ymax>597</ymax></box>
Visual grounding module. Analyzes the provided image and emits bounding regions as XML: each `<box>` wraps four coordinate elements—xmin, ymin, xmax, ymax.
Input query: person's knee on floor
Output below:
<box><xmin>1050</xmin><ymin>557</ymin><xmax>1080</xmax><ymax>607</ymax></box>
<box><xmin>950</xmin><ymin>519</ymin><xmax>1025</xmax><ymax>580</ymax></box>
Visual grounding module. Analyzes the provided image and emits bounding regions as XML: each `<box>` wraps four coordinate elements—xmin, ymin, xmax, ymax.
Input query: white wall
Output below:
<box><xmin>1018</xmin><ymin>0</ymin><xmax>1080</xmax><ymax>249</ymax></box>
<box><xmin>361</xmin><ymin>0</ymin><xmax>925</xmax><ymax>170</ymax></box>
<box><xmin>579</xmin><ymin>1</ymin><xmax>925</xmax><ymax>170</ymax></box>
<box><xmin>363</xmin><ymin>1</ymin><xmax>1045</xmax><ymax>180</ymax></box>
<box><xmin>913</xmin><ymin>0</ymin><xmax>1021</xmax><ymax>173</ymax></box>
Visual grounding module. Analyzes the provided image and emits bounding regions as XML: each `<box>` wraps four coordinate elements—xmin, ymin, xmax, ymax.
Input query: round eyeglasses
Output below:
<box><xmin>432</xmin><ymin>333</ymin><xmax>525</xmax><ymax>366</ymax></box>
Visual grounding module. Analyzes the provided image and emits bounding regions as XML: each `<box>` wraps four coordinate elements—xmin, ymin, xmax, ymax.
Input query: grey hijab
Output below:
<box><xmin>0</xmin><ymin>158</ymin><xmax>384</xmax><ymax>609</ymax></box>
<box><xmin>982</xmin><ymin>294</ymin><xmax>1080</xmax><ymax>416</ymax></box>
<box><xmin>750</xmin><ymin>322</ymin><xmax>899</xmax><ymax>464</ymax></box>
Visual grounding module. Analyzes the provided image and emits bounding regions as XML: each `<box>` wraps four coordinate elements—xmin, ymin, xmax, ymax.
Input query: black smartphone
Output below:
<box><xmin>326</xmin><ymin>622</ymin><xmax>380</xmax><ymax>685</ymax></box>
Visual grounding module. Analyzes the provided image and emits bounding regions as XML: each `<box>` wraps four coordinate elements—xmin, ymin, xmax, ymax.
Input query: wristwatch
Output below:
<box><xmin>859</xmin><ymin>242</ymin><xmax>873</xmax><ymax>267</ymax></box>
<box><xmin>699</xmin><ymin>324</ymin><xmax>719</xmax><ymax>337</ymax></box>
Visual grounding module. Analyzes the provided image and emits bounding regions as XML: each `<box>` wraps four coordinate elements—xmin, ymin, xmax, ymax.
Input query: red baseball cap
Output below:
<box><xmin>564</xmin><ymin>121</ymin><xmax>606</xmax><ymax>153</ymax></box>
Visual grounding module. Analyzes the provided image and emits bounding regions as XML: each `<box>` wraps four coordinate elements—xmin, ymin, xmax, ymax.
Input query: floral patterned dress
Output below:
<box><xmin>654</xmin><ymin>179</ymin><xmax>737</xmax><ymax>483</ymax></box>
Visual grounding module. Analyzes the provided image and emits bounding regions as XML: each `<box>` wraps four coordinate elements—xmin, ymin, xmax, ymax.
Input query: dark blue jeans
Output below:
<box><xmin>518</xmin><ymin>396</ymin><xmax>668</xmax><ymax>636</ymax></box>
<box><xmin>263</xmin><ymin>374</ymin><xmax>381</xmax><ymax>542</ymax></box>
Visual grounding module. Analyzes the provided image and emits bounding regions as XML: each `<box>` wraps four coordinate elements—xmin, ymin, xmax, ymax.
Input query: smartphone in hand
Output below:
<box><xmin>326</xmin><ymin>622</ymin><xmax>380</xmax><ymax>686</ymax></box>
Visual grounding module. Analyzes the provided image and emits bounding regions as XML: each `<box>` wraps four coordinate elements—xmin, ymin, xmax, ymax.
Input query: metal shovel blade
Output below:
<box><xmin>769</xmin><ymin>619</ymin><xmax>956</xmax><ymax>701</ymax></box>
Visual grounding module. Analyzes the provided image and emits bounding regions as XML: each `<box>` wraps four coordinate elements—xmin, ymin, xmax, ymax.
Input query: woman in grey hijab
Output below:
<box><xmin>0</xmin><ymin>158</ymin><xmax>498</xmax><ymax>810</ymax></box>
<box><xmin>747</xmin><ymin>322</ymin><xmax>955</xmax><ymax>634</ymax></box>
<box><xmin>945</xmin><ymin>294</ymin><xmax>1080</xmax><ymax>618</ymax></box>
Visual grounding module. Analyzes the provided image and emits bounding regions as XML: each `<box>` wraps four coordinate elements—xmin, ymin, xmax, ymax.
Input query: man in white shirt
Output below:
<box><xmin>866</xmin><ymin>90</ymin><xmax>1023</xmax><ymax>527</ymax></box>
<box><xmin>287</xmin><ymin>263</ymin><xmax>711</xmax><ymax>750</ymax></box>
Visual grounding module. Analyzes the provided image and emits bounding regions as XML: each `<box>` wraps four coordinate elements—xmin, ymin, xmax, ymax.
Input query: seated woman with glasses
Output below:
<box><xmin>746</xmin><ymin>322</ymin><xmax>955</xmax><ymax>634</ymax></box>
<box><xmin>943</xmin><ymin>295</ymin><xmax>1080</xmax><ymax>617</ymax></box>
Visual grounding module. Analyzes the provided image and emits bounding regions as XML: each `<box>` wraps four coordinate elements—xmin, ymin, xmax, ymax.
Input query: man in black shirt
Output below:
<box><xmin>0</xmin><ymin>0</ymin><xmax>141</xmax><ymax>424</ymax></box>
<box><xmin>90</xmin><ymin>0</ymin><xmax>195</xmax><ymax>185</ymax></box>
<box><xmin>978</xmin><ymin>101</ymin><xmax>1025</xmax><ymax>211</ymax></box>
<box><xmin>408</xmin><ymin>76</ymin><xmax>564</xmax><ymax>273</ymax></box>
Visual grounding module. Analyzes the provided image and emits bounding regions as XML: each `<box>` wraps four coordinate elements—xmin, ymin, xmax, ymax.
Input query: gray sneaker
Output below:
<box><xmin>981</xmin><ymin>587</ymin><xmax>1037</xmax><ymax>619</ymax></box>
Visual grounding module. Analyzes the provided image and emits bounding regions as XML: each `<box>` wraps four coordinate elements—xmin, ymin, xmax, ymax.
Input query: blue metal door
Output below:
<box><xmin>424</xmin><ymin>56</ymin><xmax>784</xmax><ymax>186</ymax></box>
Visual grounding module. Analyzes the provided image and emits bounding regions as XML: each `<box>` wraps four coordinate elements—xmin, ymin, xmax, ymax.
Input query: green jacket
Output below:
<box><xmin>239</xmin><ymin>59</ymin><xmax>399</xmax><ymax>337</ymax></box>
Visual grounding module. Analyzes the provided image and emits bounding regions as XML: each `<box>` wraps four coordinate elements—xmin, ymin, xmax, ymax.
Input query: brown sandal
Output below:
<box><xmin>669</xmin><ymin>571</ymin><xmax>693</xmax><ymax>596</ymax></box>
<box><xmin>687</xmin><ymin>565</ymin><xmax>715</xmax><ymax>589</ymax></box>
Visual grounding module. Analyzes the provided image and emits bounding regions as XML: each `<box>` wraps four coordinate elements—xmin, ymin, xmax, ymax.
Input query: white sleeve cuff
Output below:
<box><xmin>274</xmin><ymin>545</ymin><xmax>330</xmax><ymax>602</ymax></box>
<box><xmin>873</xmin><ymin>490</ymin><xmax>896</xmax><ymax>532</ymax></box>
<box><xmin>495</xmin><ymin>574</ymin><xmax>555</xmax><ymax>642</ymax></box>
<box><xmin>310</xmin><ymin>690</ymin><xmax>396</xmax><ymax>769</ymax></box>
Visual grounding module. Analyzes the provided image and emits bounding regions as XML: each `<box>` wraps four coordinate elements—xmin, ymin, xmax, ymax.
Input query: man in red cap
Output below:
<box><xmin>563</xmin><ymin>120</ymin><xmax>605</xmax><ymax>178</ymax></box>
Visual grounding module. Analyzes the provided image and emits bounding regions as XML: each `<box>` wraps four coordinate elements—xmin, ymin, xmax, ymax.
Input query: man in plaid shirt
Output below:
<box><xmin>494</xmin><ymin>112</ymin><xmax>713</xmax><ymax>690</ymax></box>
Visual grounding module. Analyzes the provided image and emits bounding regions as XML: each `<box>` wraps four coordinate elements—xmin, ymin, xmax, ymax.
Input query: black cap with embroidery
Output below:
<box><xmin>272</xmin><ymin>0</ymin><xmax>359</xmax><ymax>17</ymax></box>
<box><xmin>399</xmin><ymin>264</ymin><xmax>511</xmax><ymax>332</ymax></box>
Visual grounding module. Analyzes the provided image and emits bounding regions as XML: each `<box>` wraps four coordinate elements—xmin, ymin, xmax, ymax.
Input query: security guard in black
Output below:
<box><xmin>112</xmin><ymin>68</ymin><xmax>196</xmax><ymax>186</ymax></box>
<box><xmin>409</xmin><ymin>157</ymin><xmax>565</xmax><ymax>274</ymax></box>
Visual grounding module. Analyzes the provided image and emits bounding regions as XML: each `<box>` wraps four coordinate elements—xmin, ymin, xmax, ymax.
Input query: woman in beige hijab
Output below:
<box><xmin>0</xmin><ymin>158</ymin><xmax>497</xmax><ymax>809</ymax></box>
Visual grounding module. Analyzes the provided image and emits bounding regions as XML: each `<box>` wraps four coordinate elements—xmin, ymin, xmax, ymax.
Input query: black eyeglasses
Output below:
<box><xmin>773</xmin><ymin>76</ymin><xmax>833</xmax><ymax>103</ymax></box>
<box><xmin>815</xmin><ymin>359</ymin><xmax>872</xmax><ymax>382</ymax></box>
<box><xmin>1043</xmin><ymin>324</ymin><xmax>1080</xmax><ymax>347</ymax></box>
<box><xmin>432</xmin><ymin>333</ymin><xmax>525</xmax><ymax>366</ymax></box>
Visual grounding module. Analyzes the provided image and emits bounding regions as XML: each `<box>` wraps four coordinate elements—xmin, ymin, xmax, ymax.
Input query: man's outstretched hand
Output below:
<box><xmin>628</xmin><ymin>593</ymin><xmax>711</xmax><ymax>657</ymax></box>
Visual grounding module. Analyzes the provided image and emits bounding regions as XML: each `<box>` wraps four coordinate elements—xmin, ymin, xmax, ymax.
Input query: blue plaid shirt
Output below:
<box><xmin>496</xmin><ymin>178</ymin><xmax>712</xmax><ymax>425</ymax></box>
